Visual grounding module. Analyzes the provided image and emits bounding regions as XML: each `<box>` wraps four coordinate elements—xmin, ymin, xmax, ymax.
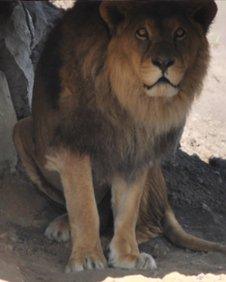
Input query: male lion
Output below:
<box><xmin>13</xmin><ymin>0</ymin><xmax>225</xmax><ymax>272</ymax></box>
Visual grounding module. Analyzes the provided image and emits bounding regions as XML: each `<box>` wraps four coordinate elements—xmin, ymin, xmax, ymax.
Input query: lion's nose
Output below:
<box><xmin>152</xmin><ymin>57</ymin><xmax>175</xmax><ymax>72</ymax></box>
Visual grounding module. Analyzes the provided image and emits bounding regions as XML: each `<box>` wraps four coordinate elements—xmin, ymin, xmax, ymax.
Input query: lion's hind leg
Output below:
<box><xmin>136</xmin><ymin>166</ymin><xmax>167</xmax><ymax>244</ymax></box>
<box><xmin>45</xmin><ymin>213</ymin><xmax>70</xmax><ymax>242</ymax></box>
<box><xmin>13</xmin><ymin>117</ymin><xmax>65</xmax><ymax>206</ymax></box>
<box><xmin>138</xmin><ymin>166</ymin><xmax>226</xmax><ymax>255</ymax></box>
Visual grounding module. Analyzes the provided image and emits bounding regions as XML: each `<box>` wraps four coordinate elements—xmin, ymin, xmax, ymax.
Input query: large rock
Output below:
<box><xmin>23</xmin><ymin>1</ymin><xmax>63</xmax><ymax>68</ymax></box>
<box><xmin>0</xmin><ymin>1</ymin><xmax>62</xmax><ymax>119</ymax></box>
<box><xmin>0</xmin><ymin>71</ymin><xmax>17</xmax><ymax>172</ymax></box>
<box><xmin>0</xmin><ymin>1</ymin><xmax>62</xmax><ymax>172</ymax></box>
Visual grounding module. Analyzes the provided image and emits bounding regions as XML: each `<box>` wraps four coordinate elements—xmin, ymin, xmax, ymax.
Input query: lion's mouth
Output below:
<box><xmin>144</xmin><ymin>77</ymin><xmax>179</xmax><ymax>90</ymax></box>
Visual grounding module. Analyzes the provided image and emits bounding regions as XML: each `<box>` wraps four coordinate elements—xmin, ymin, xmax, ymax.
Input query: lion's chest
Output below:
<box><xmin>92</xmin><ymin>124</ymin><xmax>183</xmax><ymax>184</ymax></box>
<box><xmin>65</xmin><ymin>108</ymin><xmax>182</xmax><ymax>184</ymax></box>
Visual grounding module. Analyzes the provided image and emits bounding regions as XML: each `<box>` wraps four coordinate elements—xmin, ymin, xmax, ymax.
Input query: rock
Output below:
<box><xmin>23</xmin><ymin>1</ymin><xmax>62</xmax><ymax>68</ymax></box>
<box><xmin>0</xmin><ymin>1</ymin><xmax>62</xmax><ymax>119</ymax></box>
<box><xmin>0</xmin><ymin>71</ymin><xmax>17</xmax><ymax>172</ymax></box>
<box><xmin>209</xmin><ymin>157</ymin><xmax>226</xmax><ymax>181</ymax></box>
<box><xmin>0</xmin><ymin>2</ymin><xmax>32</xmax><ymax>118</ymax></box>
<box><xmin>209</xmin><ymin>157</ymin><xmax>226</xmax><ymax>169</ymax></box>
<box><xmin>139</xmin><ymin>237</ymin><xmax>171</xmax><ymax>259</ymax></box>
<box><xmin>23</xmin><ymin>1</ymin><xmax>61</xmax><ymax>49</ymax></box>
<box><xmin>0</xmin><ymin>2</ymin><xmax>17</xmax><ymax>21</ymax></box>
<box><xmin>0</xmin><ymin>1</ymin><xmax>62</xmax><ymax>173</ymax></box>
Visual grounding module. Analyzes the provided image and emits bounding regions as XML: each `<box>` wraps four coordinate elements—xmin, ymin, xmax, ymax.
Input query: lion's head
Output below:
<box><xmin>100</xmin><ymin>0</ymin><xmax>217</xmax><ymax>98</ymax></box>
<box><xmin>98</xmin><ymin>0</ymin><xmax>217</xmax><ymax>127</ymax></box>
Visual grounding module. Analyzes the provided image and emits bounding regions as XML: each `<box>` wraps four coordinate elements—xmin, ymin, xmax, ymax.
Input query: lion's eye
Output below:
<box><xmin>174</xmin><ymin>27</ymin><xmax>186</xmax><ymax>40</ymax></box>
<box><xmin>136</xmin><ymin>28</ymin><xmax>149</xmax><ymax>40</ymax></box>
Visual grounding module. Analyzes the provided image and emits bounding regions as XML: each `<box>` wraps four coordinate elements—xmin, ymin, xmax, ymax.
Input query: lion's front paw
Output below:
<box><xmin>109</xmin><ymin>252</ymin><xmax>156</xmax><ymax>270</ymax></box>
<box><xmin>136</xmin><ymin>253</ymin><xmax>157</xmax><ymax>270</ymax></box>
<box><xmin>109</xmin><ymin>240</ymin><xmax>157</xmax><ymax>270</ymax></box>
<box><xmin>65</xmin><ymin>250</ymin><xmax>107</xmax><ymax>273</ymax></box>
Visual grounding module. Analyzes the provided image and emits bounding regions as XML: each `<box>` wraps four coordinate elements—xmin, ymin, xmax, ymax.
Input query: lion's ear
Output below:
<box><xmin>99</xmin><ymin>1</ymin><xmax>127</xmax><ymax>32</ymax></box>
<box><xmin>190</xmin><ymin>0</ymin><xmax>217</xmax><ymax>33</ymax></box>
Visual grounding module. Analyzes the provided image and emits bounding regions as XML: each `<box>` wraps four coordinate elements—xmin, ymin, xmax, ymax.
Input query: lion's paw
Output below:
<box><xmin>136</xmin><ymin>252</ymin><xmax>157</xmax><ymax>270</ymax></box>
<box><xmin>45</xmin><ymin>214</ymin><xmax>70</xmax><ymax>242</ymax></box>
<box><xmin>109</xmin><ymin>251</ymin><xmax>157</xmax><ymax>270</ymax></box>
<box><xmin>65</xmin><ymin>253</ymin><xmax>107</xmax><ymax>273</ymax></box>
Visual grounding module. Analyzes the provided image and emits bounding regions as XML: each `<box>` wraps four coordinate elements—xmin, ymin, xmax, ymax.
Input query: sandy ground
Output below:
<box><xmin>181</xmin><ymin>1</ymin><xmax>226</xmax><ymax>161</ymax></box>
<box><xmin>50</xmin><ymin>0</ymin><xmax>75</xmax><ymax>9</ymax></box>
<box><xmin>0</xmin><ymin>2</ymin><xmax>226</xmax><ymax>282</ymax></box>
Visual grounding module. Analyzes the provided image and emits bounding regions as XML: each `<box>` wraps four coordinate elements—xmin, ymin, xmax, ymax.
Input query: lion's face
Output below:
<box><xmin>122</xmin><ymin>16</ymin><xmax>198</xmax><ymax>98</ymax></box>
<box><xmin>100</xmin><ymin>0</ymin><xmax>217</xmax><ymax>99</ymax></box>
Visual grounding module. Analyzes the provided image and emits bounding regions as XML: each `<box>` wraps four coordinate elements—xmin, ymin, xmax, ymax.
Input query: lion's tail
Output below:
<box><xmin>163</xmin><ymin>206</ymin><xmax>226</xmax><ymax>255</ymax></box>
<box><xmin>137</xmin><ymin>166</ymin><xmax>226</xmax><ymax>255</ymax></box>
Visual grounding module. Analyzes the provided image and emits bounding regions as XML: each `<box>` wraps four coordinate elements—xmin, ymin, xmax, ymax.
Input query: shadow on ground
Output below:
<box><xmin>0</xmin><ymin>150</ymin><xmax>225</xmax><ymax>282</ymax></box>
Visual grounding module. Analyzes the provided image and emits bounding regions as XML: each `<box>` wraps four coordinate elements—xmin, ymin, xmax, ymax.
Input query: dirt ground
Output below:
<box><xmin>0</xmin><ymin>2</ymin><xmax>226</xmax><ymax>282</ymax></box>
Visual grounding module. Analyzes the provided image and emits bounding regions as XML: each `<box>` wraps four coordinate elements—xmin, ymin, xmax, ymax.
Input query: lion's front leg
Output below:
<box><xmin>45</xmin><ymin>149</ymin><xmax>106</xmax><ymax>272</ymax></box>
<box><xmin>109</xmin><ymin>171</ymin><xmax>157</xmax><ymax>270</ymax></box>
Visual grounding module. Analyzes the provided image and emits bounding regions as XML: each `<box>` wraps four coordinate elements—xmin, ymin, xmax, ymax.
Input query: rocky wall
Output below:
<box><xmin>0</xmin><ymin>1</ymin><xmax>62</xmax><ymax>171</ymax></box>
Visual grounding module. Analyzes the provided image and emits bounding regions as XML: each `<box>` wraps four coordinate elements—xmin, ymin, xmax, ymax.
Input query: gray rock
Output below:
<box><xmin>0</xmin><ymin>1</ymin><xmax>62</xmax><ymax>172</ymax></box>
<box><xmin>0</xmin><ymin>1</ymin><xmax>62</xmax><ymax>119</ymax></box>
<box><xmin>0</xmin><ymin>71</ymin><xmax>17</xmax><ymax>172</ymax></box>
<box><xmin>0</xmin><ymin>2</ymin><xmax>32</xmax><ymax>119</ymax></box>
<box><xmin>23</xmin><ymin>1</ymin><xmax>61</xmax><ymax>49</ymax></box>
<box><xmin>22</xmin><ymin>1</ymin><xmax>62</xmax><ymax>68</ymax></box>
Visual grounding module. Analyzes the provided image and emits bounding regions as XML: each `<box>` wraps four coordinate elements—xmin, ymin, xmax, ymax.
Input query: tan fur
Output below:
<box><xmin>45</xmin><ymin>214</ymin><xmax>70</xmax><ymax>242</ymax></box>
<box><xmin>110</xmin><ymin>171</ymin><xmax>156</xmax><ymax>269</ymax></box>
<box><xmin>13</xmin><ymin>117</ymin><xmax>64</xmax><ymax>206</ymax></box>
<box><xmin>106</xmin><ymin>38</ymin><xmax>195</xmax><ymax>135</ymax></box>
<box><xmin>46</xmin><ymin>149</ymin><xmax>106</xmax><ymax>271</ymax></box>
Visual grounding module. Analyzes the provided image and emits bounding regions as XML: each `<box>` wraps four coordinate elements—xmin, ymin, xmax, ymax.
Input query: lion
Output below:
<box><xmin>13</xmin><ymin>0</ymin><xmax>225</xmax><ymax>272</ymax></box>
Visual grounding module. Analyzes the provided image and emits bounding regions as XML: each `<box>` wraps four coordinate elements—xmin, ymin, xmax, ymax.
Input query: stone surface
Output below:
<box><xmin>23</xmin><ymin>1</ymin><xmax>62</xmax><ymax>68</ymax></box>
<box><xmin>0</xmin><ymin>1</ymin><xmax>62</xmax><ymax>119</ymax></box>
<box><xmin>0</xmin><ymin>71</ymin><xmax>17</xmax><ymax>172</ymax></box>
<box><xmin>0</xmin><ymin>1</ymin><xmax>62</xmax><ymax>172</ymax></box>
